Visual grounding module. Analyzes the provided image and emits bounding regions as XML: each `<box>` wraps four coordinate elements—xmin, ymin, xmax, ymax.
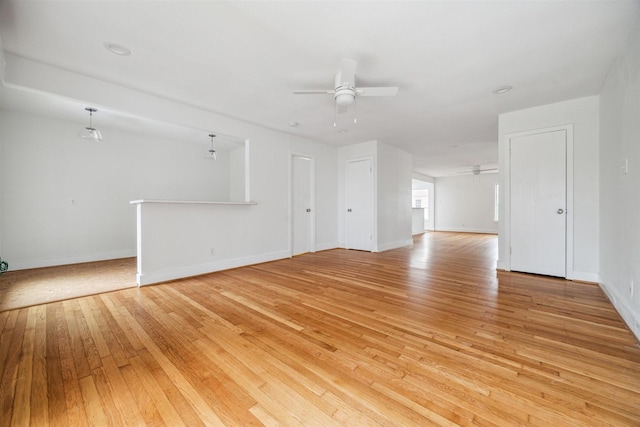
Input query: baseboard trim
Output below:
<box><xmin>137</xmin><ymin>250</ymin><xmax>290</xmax><ymax>286</ymax></box>
<box><xmin>599</xmin><ymin>275</ymin><xmax>640</xmax><ymax>343</ymax></box>
<box><xmin>568</xmin><ymin>270</ymin><xmax>599</xmax><ymax>283</ymax></box>
<box><xmin>375</xmin><ymin>239</ymin><xmax>413</xmax><ymax>252</ymax></box>
<box><xmin>314</xmin><ymin>242</ymin><xmax>339</xmax><ymax>252</ymax></box>
<box><xmin>6</xmin><ymin>250</ymin><xmax>137</xmax><ymax>271</ymax></box>
<box><xmin>434</xmin><ymin>227</ymin><xmax>498</xmax><ymax>234</ymax></box>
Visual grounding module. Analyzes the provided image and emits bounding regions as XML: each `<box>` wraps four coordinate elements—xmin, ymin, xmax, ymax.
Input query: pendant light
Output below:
<box><xmin>78</xmin><ymin>107</ymin><xmax>103</xmax><ymax>141</ymax></box>
<box><xmin>205</xmin><ymin>134</ymin><xmax>217</xmax><ymax>160</ymax></box>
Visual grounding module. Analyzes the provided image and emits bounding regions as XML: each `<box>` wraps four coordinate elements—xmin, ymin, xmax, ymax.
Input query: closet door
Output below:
<box><xmin>292</xmin><ymin>155</ymin><xmax>313</xmax><ymax>256</ymax></box>
<box><xmin>346</xmin><ymin>158</ymin><xmax>373</xmax><ymax>251</ymax></box>
<box><xmin>510</xmin><ymin>130</ymin><xmax>567</xmax><ymax>277</ymax></box>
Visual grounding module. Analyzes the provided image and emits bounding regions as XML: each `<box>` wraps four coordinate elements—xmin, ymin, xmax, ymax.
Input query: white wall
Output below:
<box><xmin>376</xmin><ymin>142</ymin><xmax>413</xmax><ymax>251</ymax></box>
<box><xmin>498</xmin><ymin>96</ymin><xmax>600</xmax><ymax>281</ymax></box>
<box><xmin>0</xmin><ymin>99</ymin><xmax>339</xmax><ymax>273</ymax></box>
<box><xmin>435</xmin><ymin>173</ymin><xmax>498</xmax><ymax>234</ymax></box>
<box><xmin>0</xmin><ymin>110</ymin><xmax>245</xmax><ymax>269</ymax></box>
<box><xmin>412</xmin><ymin>173</ymin><xmax>435</xmax><ymax>231</ymax></box>
<box><xmin>598</xmin><ymin>16</ymin><xmax>640</xmax><ymax>339</ymax></box>
<box><xmin>411</xmin><ymin>209</ymin><xmax>425</xmax><ymax>235</ymax></box>
<box><xmin>228</xmin><ymin>145</ymin><xmax>246</xmax><ymax>202</ymax></box>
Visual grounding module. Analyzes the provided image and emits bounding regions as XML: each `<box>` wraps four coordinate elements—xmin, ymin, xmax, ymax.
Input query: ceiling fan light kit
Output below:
<box><xmin>334</xmin><ymin>89</ymin><xmax>355</xmax><ymax>106</ymax></box>
<box><xmin>294</xmin><ymin>58</ymin><xmax>398</xmax><ymax>124</ymax></box>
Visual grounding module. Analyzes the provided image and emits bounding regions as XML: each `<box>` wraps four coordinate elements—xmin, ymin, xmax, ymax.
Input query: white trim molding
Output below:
<box><xmin>599</xmin><ymin>274</ymin><xmax>640</xmax><ymax>342</ymax></box>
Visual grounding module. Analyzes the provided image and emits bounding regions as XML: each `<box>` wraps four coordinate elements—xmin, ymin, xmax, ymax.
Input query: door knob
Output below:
<box><xmin>347</xmin><ymin>208</ymin><xmax>352</xmax><ymax>212</ymax></box>
<box><xmin>306</xmin><ymin>208</ymin><xmax>311</xmax><ymax>212</ymax></box>
<box><xmin>557</xmin><ymin>208</ymin><xmax>564</xmax><ymax>214</ymax></box>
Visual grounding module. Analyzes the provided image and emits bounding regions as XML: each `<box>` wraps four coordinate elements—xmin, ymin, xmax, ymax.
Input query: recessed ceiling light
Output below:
<box><xmin>104</xmin><ymin>42</ymin><xmax>131</xmax><ymax>56</ymax></box>
<box><xmin>493</xmin><ymin>85</ymin><xmax>513</xmax><ymax>95</ymax></box>
<box><xmin>338</xmin><ymin>129</ymin><xmax>349</xmax><ymax>134</ymax></box>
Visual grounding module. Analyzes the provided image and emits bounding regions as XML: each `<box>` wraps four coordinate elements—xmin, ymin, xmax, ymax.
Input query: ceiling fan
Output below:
<box><xmin>459</xmin><ymin>165</ymin><xmax>498</xmax><ymax>175</ymax></box>
<box><xmin>293</xmin><ymin>59</ymin><xmax>399</xmax><ymax>115</ymax></box>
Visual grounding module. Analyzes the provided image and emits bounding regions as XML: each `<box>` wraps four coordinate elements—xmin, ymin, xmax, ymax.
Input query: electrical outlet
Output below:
<box><xmin>622</xmin><ymin>158</ymin><xmax>629</xmax><ymax>174</ymax></box>
<box><xmin>209</xmin><ymin>248</ymin><xmax>216</xmax><ymax>256</ymax></box>
<box><xmin>631</xmin><ymin>280</ymin><xmax>634</xmax><ymax>297</ymax></box>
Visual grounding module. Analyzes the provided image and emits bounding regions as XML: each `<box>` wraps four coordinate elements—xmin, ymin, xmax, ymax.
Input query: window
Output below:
<box><xmin>412</xmin><ymin>188</ymin><xmax>429</xmax><ymax>221</ymax></box>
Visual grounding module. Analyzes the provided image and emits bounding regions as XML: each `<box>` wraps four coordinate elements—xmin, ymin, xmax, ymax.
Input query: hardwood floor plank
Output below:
<box><xmin>369</xmin><ymin>380</ymin><xmax>462</xmax><ymax>426</ymax></box>
<box><xmin>70</xmin><ymin>299</ymin><xmax>102</xmax><ymax>372</ymax></box>
<box><xmin>136</xmin><ymin>348</ymin><xmax>207</xmax><ymax>427</ymax></box>
<box><xmin>195</xmin><ymin>325</ymin><xmax>340</xmax><ymax>424</ymax></box>
<box><xmin>101</xmin><ymin>294</ymin><xmax>205</xmax><ymax>426</ymax></box>
<box><xmin>29</xmin><ymin>305</ymin><xmax>49</xmax><ymax>426</ymax></box>
<box><xmin>63</xmin><ymin>300</ymin><xmax>92</xmax><ymax>379</ymax></box>
<box><xmin>9</xmin><ymin>306</ymin><xmax>37</xmax><ymax>426</ymax></box>
<box><xmin>55</xmin><ymin>301</ymin><xmax>90</xmax><ymax>426</ymax></box>
<box><xmin>1</xmin><ymin>232</ymin><xmax>639</xmax><ymax>425</ymax></box>
<box><xmin>113</xmin><ymin>289</ymin><xmax>260</xmax><ymax>425</ymax></box>
<box><xmin>128</xmin><ymin>354</ymin><xmax>187</xmax><ymax>427</ymax></box>
<box><xmin>91</xmin><ymin>359</ymin><xmax>129</xmax><ymax>425</ymax></box>
<box><xmin>120</xmin><ymin>362</ymin><xmax>166</xmax><ymax>426</ymax></box>
<box><xmin>78</xmin><ymin>375</ymin><xmax>108</xmax><ymax>426</ymax></box>
<box><xmin>45</xmin><ymin>304</ymin><xmax>69</xmax><ymax>426</ymax></box>
<box><xmin>77</xmin><ymin>299</ymin><xmax>111</xmax><ymax>361</ymax></box>
<box><xmin>86</xmin><ymin>296</ymin><xmax>131</xmax><ymax>367</ymax></box>
<box><xmin>0</xmin><ymin>309</ymin><xmax>23</xmax><ymax>420</ymax></box>
<box><xmin>103</xmin><ymin>293</ymin><xmax>226</xmax><ymax>426</ymax></box>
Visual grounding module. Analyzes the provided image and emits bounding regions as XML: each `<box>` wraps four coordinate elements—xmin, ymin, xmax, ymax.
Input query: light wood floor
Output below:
<box><xmin>0</xmin><ymin>258</ymin><xmax>137</xmax><ymax>312</ymax></box>
<box><xmin>1</xmin><ymin>232</ymin><xmax>639</xmax><ymax>426</ymax></box>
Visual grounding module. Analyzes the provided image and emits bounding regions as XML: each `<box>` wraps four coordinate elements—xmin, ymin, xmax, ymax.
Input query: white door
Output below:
<box><xmin>346</xmin><ymin>158</ymin><xmax>373</xmax><ymax>251</ymax></box>
<box><xmin>510</xmin><ymin>130</ymin><xmax>566</xmax><ymax>277</ymax></box>
<box><xmin>292</xmin><ymin>156</ymin><xmax>312</xmax><ymax>256</ymax></box>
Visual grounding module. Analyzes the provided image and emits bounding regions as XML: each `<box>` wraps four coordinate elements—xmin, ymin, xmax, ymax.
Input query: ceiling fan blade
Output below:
<box><xmin>293</xmin><ymin>90</ymin><xmax>334</xmax><ymax>95</ymax></box>
<box><xmin>458</xmin><ymin>166</ymin><xmax>498</xmax><ymax>175</ymax></box>
<box><xmin>356</xmin><ymin>87</ymin><xmax>399</xmax><ymax>97</ymax></box>
<box><xmin>338</xmin><ymin>59</ymin><xmax>357</xmax><ymax>87</ymax></box>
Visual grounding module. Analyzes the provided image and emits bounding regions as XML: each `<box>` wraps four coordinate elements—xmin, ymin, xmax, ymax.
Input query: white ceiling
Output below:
<box><xmin>0</xmin><ymin>1</ymin><xmax>638</xmax><ymax>176</ymax></box>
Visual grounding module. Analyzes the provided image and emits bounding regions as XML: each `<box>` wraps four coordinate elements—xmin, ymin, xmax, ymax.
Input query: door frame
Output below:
<box><xmin>289</xmin><ymin>152</ymin><xmax>316</xmax><ymax>257</ymax></box>
<box><xmin>503</xmin><ymin>124</ymin><xmax>574</xmax><ymax>278</ymax></box>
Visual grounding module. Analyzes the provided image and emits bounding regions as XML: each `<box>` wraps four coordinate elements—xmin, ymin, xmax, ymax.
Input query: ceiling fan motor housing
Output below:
<box><xmin>334</xmin><ymin>71</ymin><xmax>356</xmax><ymax>105</ymax></box>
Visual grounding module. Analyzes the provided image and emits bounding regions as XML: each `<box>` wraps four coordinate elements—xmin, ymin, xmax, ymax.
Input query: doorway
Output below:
<box><xmin>412</xmin><ymin>179</ymin><xmax>435</xmax><ymax>231</ymax></box>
